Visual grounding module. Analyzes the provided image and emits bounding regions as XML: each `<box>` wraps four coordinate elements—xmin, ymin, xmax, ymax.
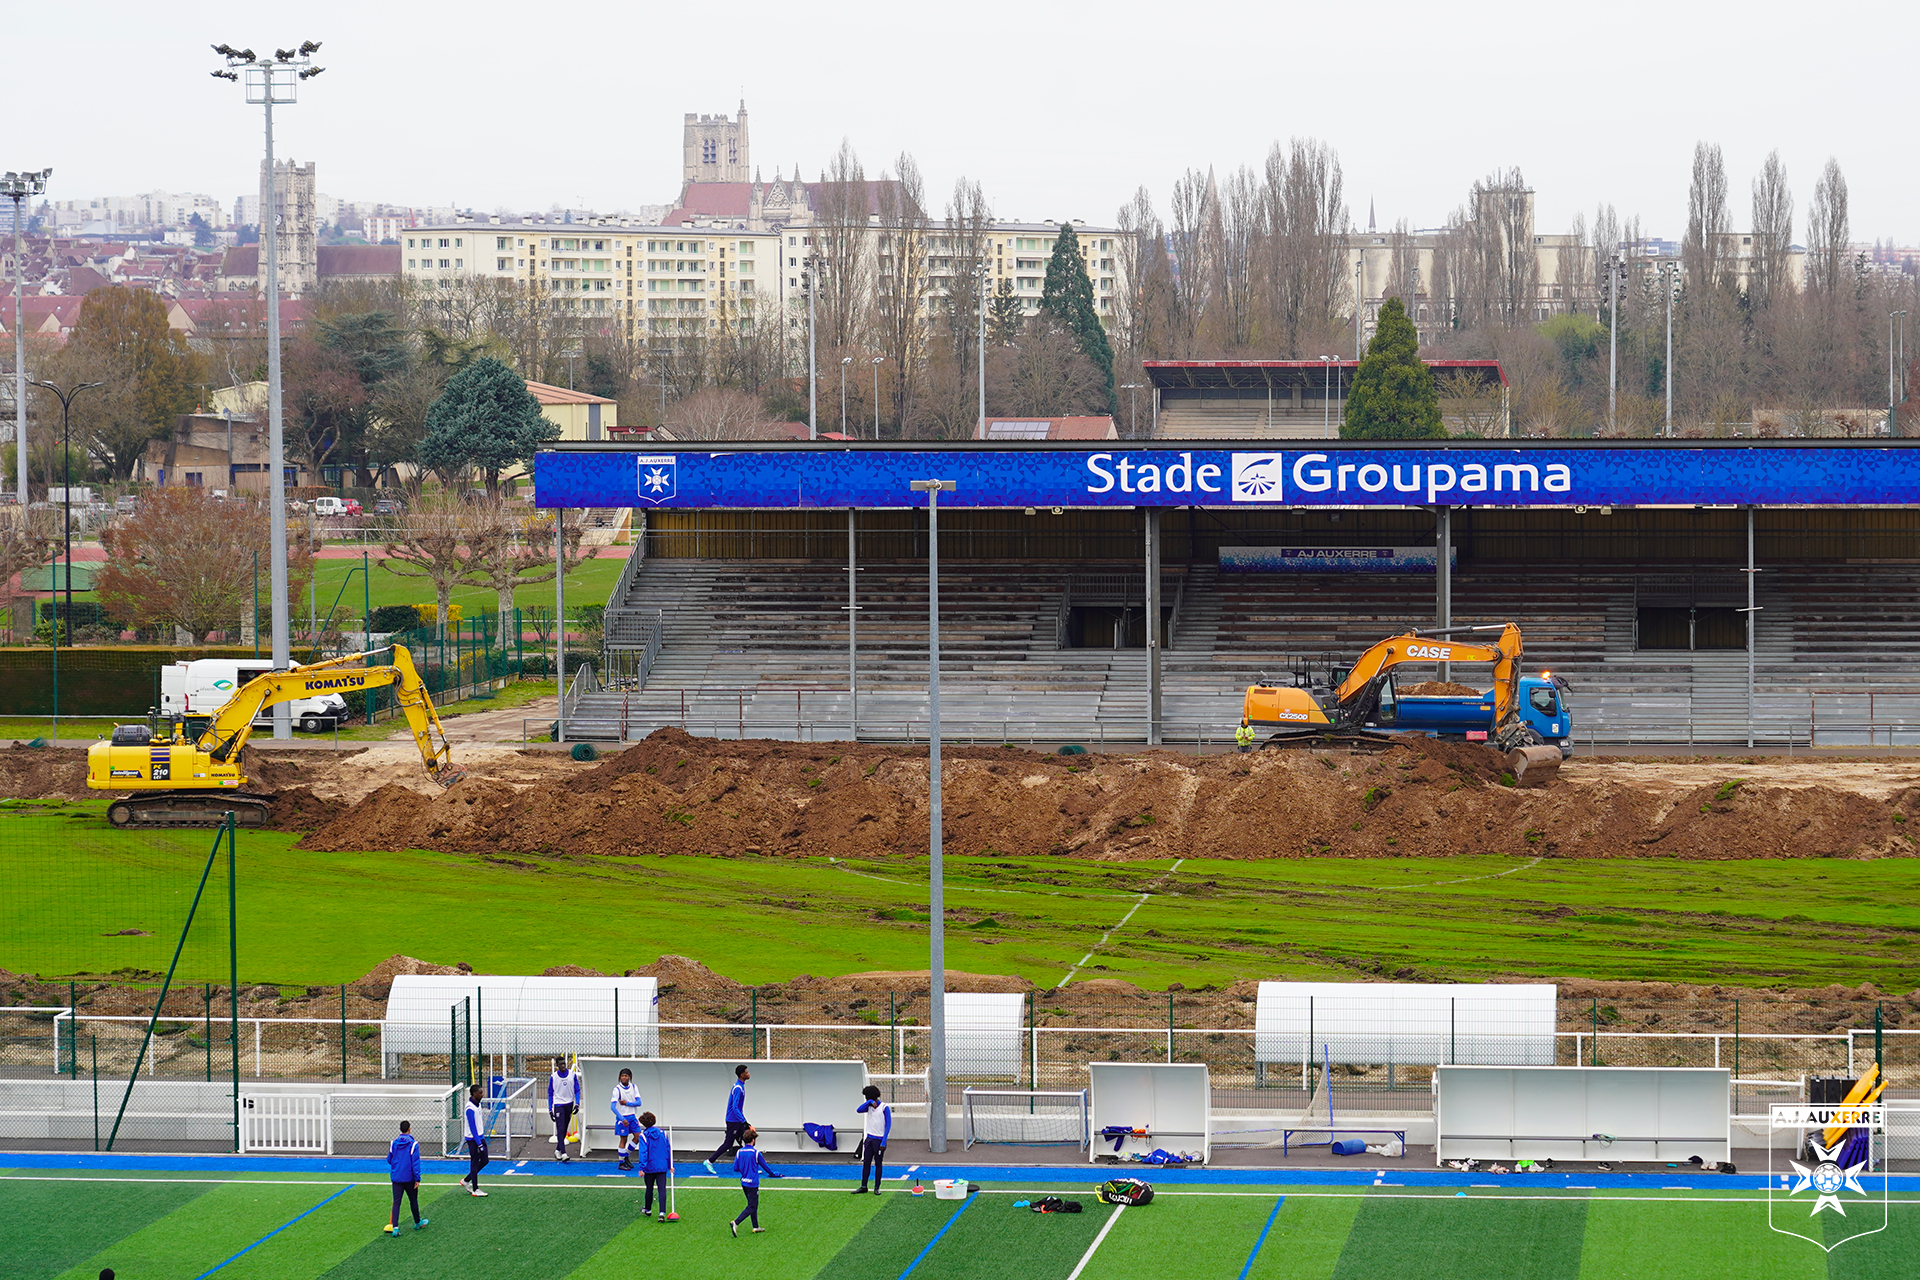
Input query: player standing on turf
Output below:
<box><xmin>548</xmin><ymin>1057</ymin><xmax>583</xmax><ymax>1162</ymax></box>
<box><xmin>639</xmin><ymin>1110</ymin><xmax>672</xmax><ymax>1220</ymax></box>
<box><xmin>385</xmin><ymin>1120</ymin><xmax>430</xmax><ymax>1233</ymax></box>
<box><xmin>853</xmin><ymin>1084</ymin><xmax>891</xmax><ymax>1193</ymax></box>
<box><xmin>703</xmin><ymin>1064</ymin><xmax>751</xmax><ymax>1174</ymax></box>
<box><xmin>460</xmin><ymin>1084</ymin><xmax>490</xmax><ymax>1196</ymax></box>
<box><xmin>728</xmin><ymin>1126</ymin><xmax>784</xmax><ymax>1236</ymax></box>
<box><xmin>611</xmin><ymin>1067</ymin><xmax>644</xmax><ymax>1171</ymax></box>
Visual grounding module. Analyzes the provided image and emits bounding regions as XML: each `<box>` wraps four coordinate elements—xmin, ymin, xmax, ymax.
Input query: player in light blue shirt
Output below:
<box><xmin>611</xmin><ymin>1068</ymin><xmax>644</xmax><ymax>1171</ymax></box>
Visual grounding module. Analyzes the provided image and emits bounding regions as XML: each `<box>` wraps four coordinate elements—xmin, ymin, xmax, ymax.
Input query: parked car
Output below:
<box><xmin>373</xmin><ymin>498</ymin><xmax>405</xmax><ymax>516</ymax></box>
<box><xmin>114</xmin><ymin>494</ymin><xmax>139</xmax><ymax>515</ymax></box>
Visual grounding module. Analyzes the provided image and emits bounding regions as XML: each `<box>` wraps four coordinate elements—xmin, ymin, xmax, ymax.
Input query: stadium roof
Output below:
<box><xmin>1144</xmin><ymin>359</ymin><xmax>1507</xmax><ymax>391</ymax></box>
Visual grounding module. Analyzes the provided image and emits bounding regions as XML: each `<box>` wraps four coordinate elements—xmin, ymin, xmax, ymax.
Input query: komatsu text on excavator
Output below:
<box><xmin>88</xmin><ymin>645</ymin><xmax>464</xmax><ymax>827</ymax></box>
<box><xmin>1240</xmin><ymin>622</ymin><xmax>1569</xmax><ymax>783</ymax></box>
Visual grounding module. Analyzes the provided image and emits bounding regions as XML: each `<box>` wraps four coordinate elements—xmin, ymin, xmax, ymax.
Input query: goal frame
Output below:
<box><xmin>961</xmin><ymin>1087</ymin><xmax>1091</xmax><ymax>1151</ymax></box>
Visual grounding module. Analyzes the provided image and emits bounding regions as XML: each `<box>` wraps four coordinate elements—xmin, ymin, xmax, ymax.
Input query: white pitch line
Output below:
<box><xmin>1059</xmin><ymin>858</ymin><xmax>1184</xmax><ymax>987</ymax></box>
<box><xmin>1423</xmin><ymin>856</ymin><xmax>1542</xmax><ymax>887</ymax></box>
<box><xmin>1065</xmin><ymin>1204</ymin><xmax>1124</xmax><ymax>1280</ymax></box>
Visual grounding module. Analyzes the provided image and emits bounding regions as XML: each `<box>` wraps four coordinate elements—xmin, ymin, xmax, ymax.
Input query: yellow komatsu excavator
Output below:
<box><xmin>88</xmin><ymin>645</ymin><xmax>464</xmax><ymax>827</ymax></box>
<box><xmin>1242</xmin><ymin>622</ymin><xmax>1567</xmax><ymax>782</ymax></box>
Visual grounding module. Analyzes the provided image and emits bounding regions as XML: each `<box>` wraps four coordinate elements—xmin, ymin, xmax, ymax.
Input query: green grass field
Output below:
<box><xmin>307</xmin><ymin>554</ymin><xmax>624</xmax><ymax>622</ymax></box>
<box><xmin>5</xmin><ymin>800</ymin><xmax>1919</xmax><ymax>990</ymax></box>
<box><xmin>2</xmin><ymin>1170</ymin><xmax>1913</xmax><ymax>1280</ymax></box>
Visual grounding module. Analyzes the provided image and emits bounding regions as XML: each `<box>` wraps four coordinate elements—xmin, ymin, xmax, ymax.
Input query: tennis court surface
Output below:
<box><xmin>3</xmin><ymin>1157</ymin><xmax>1916</xmax><ymax>1279</ymax></box>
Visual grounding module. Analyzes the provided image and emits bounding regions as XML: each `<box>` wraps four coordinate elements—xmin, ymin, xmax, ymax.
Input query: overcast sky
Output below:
<box><xmin>14</xmin><ymin>0</ymin><xmax>1916</xmax><ymax>244</ymax></box>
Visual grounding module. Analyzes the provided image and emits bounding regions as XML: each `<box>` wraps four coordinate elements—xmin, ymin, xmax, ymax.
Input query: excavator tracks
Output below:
<box><xmin>105</xmin><ymin>792</ymin><xmax>273</xmax><ymax>829</ymax></box>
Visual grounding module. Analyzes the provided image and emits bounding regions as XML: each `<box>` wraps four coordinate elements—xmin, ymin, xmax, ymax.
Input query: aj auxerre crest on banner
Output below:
<box><xmin>635</xmin><ymin>455</ymin><xmax>678</xmax><ymax>505</ymax></box>
<box><xmin>1766</xmin><ymin>1102</ymin><xmax>1888</xmax><ymax>1253</ymax></box>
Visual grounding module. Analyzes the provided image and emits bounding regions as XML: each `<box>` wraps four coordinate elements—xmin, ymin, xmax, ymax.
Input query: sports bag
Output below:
<box><xmin>1098</xmin><ymin>1177</ymin><xmax>1154</xmax><ymax>1206</ymax></box>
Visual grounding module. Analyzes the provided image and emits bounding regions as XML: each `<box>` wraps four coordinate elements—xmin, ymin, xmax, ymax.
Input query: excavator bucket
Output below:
<box><xmin>1506</xmin><ymin>745</ymin><xmax>1563</xmax><ymax>786</ymax></box>
<box><xmin>430</xmin><ymin>763</ymin><xmax>468</xmax><ymax>789</ymax></box>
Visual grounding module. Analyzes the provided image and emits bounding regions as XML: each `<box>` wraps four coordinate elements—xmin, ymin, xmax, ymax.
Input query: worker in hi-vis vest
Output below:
<box><xmin>1235</xmin><ymin>720</ymin><xmax>1257</xmax><ymax>753</ymax></box>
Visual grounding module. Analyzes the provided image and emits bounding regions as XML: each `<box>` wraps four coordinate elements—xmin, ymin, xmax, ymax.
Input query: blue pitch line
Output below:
<box><xmin>1236</xmin><ymin>1196</ymin><xmax>1285</xmax><ymax>1280</ymax></box>
<box><xmin>190</xmin><ymin>1184</ymin><xmax>353</xmax><ymax>1279</ymax></box>
<box><xmin>896</xmin><ymin>1192</ymin><xmax>978</xmax><ymax>1280</ymax></box>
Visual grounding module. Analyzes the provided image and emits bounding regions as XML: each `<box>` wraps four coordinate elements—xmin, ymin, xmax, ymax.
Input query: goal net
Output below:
<box><xmin>962</xmin><ymin>1088</ymin><xmax>1090</xmax><ymax>1150</ymax></box>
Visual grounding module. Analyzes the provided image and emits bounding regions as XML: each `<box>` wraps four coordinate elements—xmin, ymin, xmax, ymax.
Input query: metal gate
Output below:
<box><xmin>241</xmin><ymin>1093</ymin><xmax>332</xmax><ymax>1153</ymax></box>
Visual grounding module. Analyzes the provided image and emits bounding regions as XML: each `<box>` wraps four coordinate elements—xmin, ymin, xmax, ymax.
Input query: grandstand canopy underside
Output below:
<box><xmin>1143</xmin><ymin>360</ymin><xmax>1508</xmax><ymax>439</ymax></box>
<box><xmin>540</xmin><ymin>440</ymin><xmax>1920</xmax><ymax>748</ymax></box>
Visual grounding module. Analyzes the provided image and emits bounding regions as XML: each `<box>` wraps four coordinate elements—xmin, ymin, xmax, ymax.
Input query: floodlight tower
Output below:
<box><xmin>2</xmin><ymin>167</ymin><xmax>50</xmax><ymax>504</ymax></box>
<box><xmin>210</xmin><ymin>40</ymin><xmax>324</xmax><ymax>739</ymax></box>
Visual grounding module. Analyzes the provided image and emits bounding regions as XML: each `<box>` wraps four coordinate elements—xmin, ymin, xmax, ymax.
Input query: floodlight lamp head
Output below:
<box><xmin>237</xmin><ymin>47</ymin><xmax>256</xmax><ymax>61</ymax></box>
<box><xmin>275</xmin><ymin>48</ymin><xmax>297</xmax><ymax>61</ymax></box>
<box><xmin>300</xmin><ymin>40</ymin><xmax>322</xmax><ymax>54</ymax></box>
<box><xmin>299</xmin><ymin>66</ymin><xmax>324</xmax><ymax>79</ymax></box>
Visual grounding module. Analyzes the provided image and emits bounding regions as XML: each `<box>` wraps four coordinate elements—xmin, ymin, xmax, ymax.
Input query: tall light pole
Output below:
<box><xmin>1662</xmin><ymin>261</ymin><xmax>1679</xmax><ymax>437</ymax></box>
<box><xmin>1354</xmin><ymin>258</ymin><xmax>1365</xmax><ymax>361</ymax></box>
<box><xmin>1891</xmin><ymin>310</ymin><xmax>1908</xmax><ymax>437</ymax></box>
<box><xmin>1118</xmin><ymin>382</ymin><xmax>1144</xmax><ymax>438</ymax></box>
<box><xmin>839</xmin><ymin>355</ymin><xmax>852</xmax><ymax>435</ymax></box>
<box><xmin>870</xmin><ymin>355</ymin><xmax>884</xmax><ymax>439</ymax></box>
<box><xmin>3</xmin><ymin>168</ymin><xmax>50</xmax><ymax>505</ymax></box>
<box><xmin>802</xmin><ymin>255</ymin><xmax>819</xmax><ymax>440</ymax></box>
<box><xmin>28</xmin><ymin>378</ymin><xmax>103</xmax><ymax>646</ymax></box>
<box><xmin>975</xmin><ymin>264</ymin><xmax>988</xmax><ymax>439</ymax></box>
<box><xmin>908</xmin><ymin>476</ymin><xmax>955</xmax><ymax>1152</ymax></box>
<box><xmin>1607</xmin><ymin>251</ymin><xmax>1623</xmax><ymax>431</ymax></box>
<box><xmin>1318</xmin><ymin>355</ymin><xmax>1334</xmax><ymax>434</ymax></box>
<box><xmin>213</xmin><ymin>40</ymin><xmax>324</xmax><ymax>739</ymax></box>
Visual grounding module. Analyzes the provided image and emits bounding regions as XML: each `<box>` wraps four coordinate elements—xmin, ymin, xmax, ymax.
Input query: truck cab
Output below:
<box><xmin>1373</xmin><ymin>672</ymin><xmax>1573</xmax><ymax>757</ymax></box>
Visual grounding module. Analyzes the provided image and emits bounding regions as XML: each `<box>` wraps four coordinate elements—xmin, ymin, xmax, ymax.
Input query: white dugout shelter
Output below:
<box><xmin>1255</xmin><ymin>982</ymin><xmax>1556</xmax><ymax>1074</ymax></box>
<box><xmin>381</xmin><ymin>975</ymin><xmax>659</xmax><ymax>1072</ymax></box>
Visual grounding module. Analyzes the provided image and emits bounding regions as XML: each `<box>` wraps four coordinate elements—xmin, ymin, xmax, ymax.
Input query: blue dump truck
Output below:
<box><xmin>1241</xmin><ymin>623</ymin><xmax>1569</xmax><ymax>781</ymax></box>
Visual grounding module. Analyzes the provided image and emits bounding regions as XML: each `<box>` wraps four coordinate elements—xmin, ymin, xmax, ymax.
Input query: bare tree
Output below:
<box><xmin>1217</xmin><ymin>166</ymin><xmax>1260</xmax><ymax>351</ymax></box>
<box><xmin>811</xmin><ymin>140</ymin><xmax>874</xmax><ymax>352</ymax></box>
<box><xmin>1682</xmin><ymin>142</ymin><xmax>1732</xmax><ymax>294</ymax></box>
<box><xmin>1806</xmin><ymin>158</ymin><xmax>1851</xmax><ymax>296</ymax></box>
<box><xmin>1554</xmin><ymin>212</ymin><xmax>1592</xmax><ymax>317</ymax></box>
<box><xmin>986</xmin><ymin>320</ymin><xmax>1107</xmax><ymax>418</ymax></box>
<box><xmin>874</xmin><ymin>152</ymin><xmax>931</xmax><ymax>436</ymax></box>
<box><xmin>1386</xmin><ymin>218</ymin><xmax>1419</xmax><ymax>316</ymax></box>
<box><xmin>1264</xmin><ymin>138</ymin><xmax>1350</xmax><ymax>357</ymax></box>
<box><xmin>940</xmin><ymin>178</ymin><xmax>992</xmax><ymax>372</ymax></box>
<box><xmin>1749</xmin><ymin>150</ymin><xmax>1794</xmax><ymax>310</ymax></box>
<box><xmin>1114</xmin><ymin>186</ymin><xmax>1169</xmax><ymax>386</ymax></box>
<box><xmin>666</xmin><ymin>387</ymin><xmax>788</xmax><ymax>439</ymax></box>
<box><xmin>97</xmin><ymin>490</ymin><xmax>312</xmax><ymax>643</ymax></box>
<box><xmin>1167</xmin><ymin>169</ymin><xmax>1215</xmax><ymax>357</ymax></box>
<box><xmin>1474</xmin><ymin>169</ymin><xmax>1538</xmax><ymax>327</ymax></box>
<box><xmin>380</xmin><ymin>495</ymin><xmax>489</xmax><ymax>638</ymax></box>
<box><xmin>465</xmin><ymin>501</ymin><xmax>597</xmax><ymax>624</ymax></box>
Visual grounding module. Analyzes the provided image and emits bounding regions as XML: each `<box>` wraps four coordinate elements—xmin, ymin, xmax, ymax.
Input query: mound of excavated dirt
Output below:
<box><xmin>280</xmin><ymin>728</ymin><xmax>1920</xmax><ymax>863</ymax></box>
<box><xmin>1400</xmin><ymin>681</ymin><xmax>1486</xmax><ymax>698</ymax></box>
<box><xmin>0</xmin><ymin>745</ymin><xmax>91</xmax><ymax>801</ymax></box>
<box><xmin>788</xmin><ymin>969</ymin><xmax>1035</xmax><ymax>997</ymax></box>
<box><xmin>627</xmin><ymin>954</ymin><xmax>740</xmax><ymax>988</ymax></box>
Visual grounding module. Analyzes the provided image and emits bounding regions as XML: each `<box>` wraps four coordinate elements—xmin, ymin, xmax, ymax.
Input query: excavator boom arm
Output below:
<box><xmin>1333</xmin><ymin>622</ymin><xmax>1524</xmax><ymax>724</ymax></box>
<box><xmin>201</xmin><ymin>645</ymin><xmax>458</xmax><ymax>782</ymax></box>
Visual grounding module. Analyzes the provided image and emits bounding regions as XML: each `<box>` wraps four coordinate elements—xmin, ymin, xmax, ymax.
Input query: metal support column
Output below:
<box><xmin>847</xmin><ymin>508</ymin><xmax>859</xmax><ymax>741</ymax></box>
<box><xmin>555</xmin><ymin>511</ymin><xmax>566</xmax><ymax>745</ymax></box>
<box><xmin>1746</xmin><ymin>507</ymin><xmax>1755</xmax><ymax>749</ymax></box>
<box><xmin>1145</xmin><ymin>509</ymin><xmax>1161</xmax><ymax>745</ymax></box>
<box><xmin>910</xmin><ymin>478</ymin><xmax>956</xmax><ymax>1153</ymax></box>
<box><xmin>1435</xmin><ymin>506</ymin><xmax>1452</xmax><ymax>684</ymax></box>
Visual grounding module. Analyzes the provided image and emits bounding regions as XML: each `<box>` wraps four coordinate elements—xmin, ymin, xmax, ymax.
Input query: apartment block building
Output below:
<box><xmin>399</xmin><ymin>220</ymin><xmax>784</xmax><ymax>345</ymax></box>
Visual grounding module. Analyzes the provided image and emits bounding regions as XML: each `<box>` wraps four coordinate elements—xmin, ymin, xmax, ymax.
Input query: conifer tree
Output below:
<box><xmin>1040</xmin><ymin>223</ymin><xmax>1115</xmax><ymax>411</ymax></box>
<box><xmin>418</xmin><ymin>357</ymin><xmax>557</xmax><ymax>494</ymax></box>
<box><xmin>1342</xmin><ymin>298</ymin><xmax>1446</xmax><ymax>439</ymax></box>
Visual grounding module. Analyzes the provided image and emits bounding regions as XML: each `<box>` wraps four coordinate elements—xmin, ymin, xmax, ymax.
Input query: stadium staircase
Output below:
<box><xmin>572</xmin><ymin>557</ymin><xmax>1920</xmax><ymax>747</ymax></box>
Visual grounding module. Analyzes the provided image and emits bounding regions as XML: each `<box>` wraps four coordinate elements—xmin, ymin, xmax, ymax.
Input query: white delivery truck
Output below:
<box><xmin>160</xmin><ymin>659</ymin><xmax>349</xmax><ymax>732</ymax></box>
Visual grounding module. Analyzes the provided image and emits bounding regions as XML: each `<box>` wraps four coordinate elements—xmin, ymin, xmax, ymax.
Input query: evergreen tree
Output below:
<box><xmin>418</xmin><ymin>357</ymin><xmax>557</xmax><ymax>495</ymax></box>
<box><xmin>1040</xmin><ymin>222</ymin><xmax>1115</xmax><ymax>411</ymax></box>
<box><xmin>1342</xmin><ymin>298</ymin><xmax>1446</xmax><ymax>439</ymax></box>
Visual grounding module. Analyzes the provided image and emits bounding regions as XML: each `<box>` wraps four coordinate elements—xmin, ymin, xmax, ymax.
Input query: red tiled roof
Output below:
<box><xmin>674</xmin><ymin>183</ymin><xmax>753</xmax><ymax>216</ymax></box>
<box><xmin>222</xmin><ymin>246</ymin><xmax>260</xmax><ymax>276</ymax></box>
<box><xmin>316</xmin><ymin>245</ymin><xmax>401</xmax><ymax>276</ymax></box>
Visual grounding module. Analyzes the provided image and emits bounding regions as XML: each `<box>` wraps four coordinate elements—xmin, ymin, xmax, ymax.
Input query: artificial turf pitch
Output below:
<box><xmin>3</xmin><ymin>1167</ymin><xmax>1916</xmax><ymax>1280</ymax></box>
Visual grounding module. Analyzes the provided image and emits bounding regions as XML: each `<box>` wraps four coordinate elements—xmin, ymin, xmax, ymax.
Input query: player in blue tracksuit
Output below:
<box><xmin>611</xmin><ymin>1068</ymin><xmax>644</xmax><ymax>1171</ymax></box>
<box><xmin>548</xmin><ymin>1058</ymin><xmax>583</xmax><ymax>1162</ymax></box>
<box><xmin>639</xmin><ymin>1110</ymin><xmax>673</xmax><ymax>1220</ymax></box>
<box><xmin>460</xmin><ymin>1084</ymin><xmax>489</xmax><ymax>1196</ymax></box>
<box><xmin>703</xmin><ymin>1064</ymin><xmax>751</xmax><ymax>1173</ymax></box>
<box><xmin>385</xmin><ymin>1120</ymin><xmax>430</xmax><ymax>1233</ymax></box>
<box><xmin>728</xmin><ymin>1127</ymin><xmax>784</xmax><ymax>1236</ymax></box>
<box><xmin>854</xmin><ymin>1084</ymin><xmax>891</xmax><ymax>1193</ymax></box>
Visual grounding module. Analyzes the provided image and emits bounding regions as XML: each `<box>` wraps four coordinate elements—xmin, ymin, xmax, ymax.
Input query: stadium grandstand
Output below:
<box><xmin>541</xmin><ymin>438</ymin><xmax>1920</xmax><ymax>750</ymax></box>
<box><xmin>1146</xmin><ymin>359</ymin><xmax>1508</xmax><ymax>438</ymax></box>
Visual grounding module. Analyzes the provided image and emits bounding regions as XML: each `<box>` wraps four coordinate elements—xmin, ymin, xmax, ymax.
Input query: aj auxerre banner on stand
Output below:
<box><xmin>532</xmin><ymin>445</ymin><xmax>1920</xmax><ymax>510</ymax></box>
<box><xmin>1218</xmin><ymin>546</ymin><xmax>1458</xmax><ymax>574</ymax></box>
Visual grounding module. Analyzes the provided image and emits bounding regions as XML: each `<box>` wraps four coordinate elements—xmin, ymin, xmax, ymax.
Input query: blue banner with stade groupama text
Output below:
<box><xmin>532</xmin><ymin>446</ymin><xmax>1920</xmax><ymax>510</ymax></box>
